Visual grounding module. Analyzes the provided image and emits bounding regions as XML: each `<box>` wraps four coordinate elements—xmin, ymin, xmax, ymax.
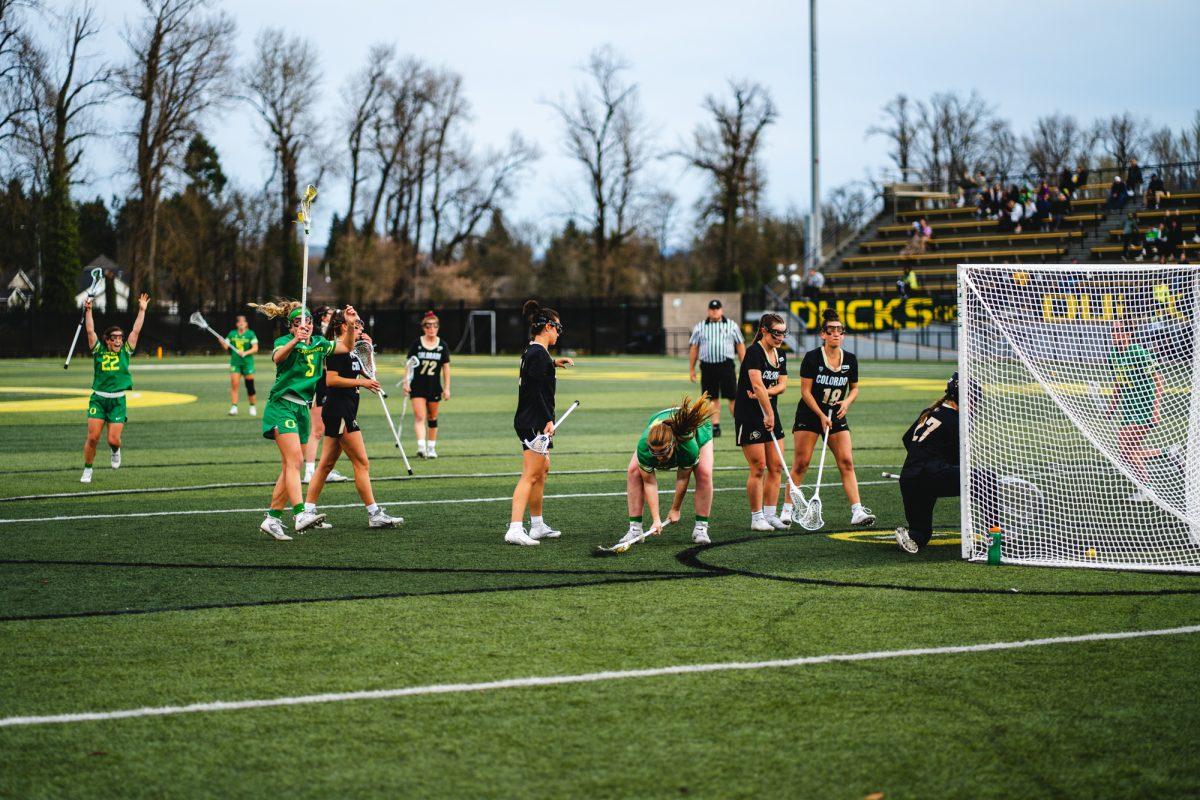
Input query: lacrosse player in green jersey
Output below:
<box><xmin>620</xmin><ymin>394</ymin><xmax>716</xmax><ymax>547</ymax></box>
<box><xmin>250</xmin><ymin>301</ymin><xmax>359</xmax><ymax>540</ymax></box>
<box><xmin>80</xmin><ymin>292</ymin><xmax>150</xmax><ymax>484</ymax></box>
<box><xmin>1107</xmin><ymin>319</ymin><xmax>1174</xmax><ymax>501</ymax></box>
<box><xmin>223</xmin><ymin>314</ymin><xmax>259</xmax><ymax>416</ymax></box>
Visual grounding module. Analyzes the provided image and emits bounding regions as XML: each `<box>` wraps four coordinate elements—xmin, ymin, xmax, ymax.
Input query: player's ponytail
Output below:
<box><xmin>751</xmin><ymin>312</ymin><xmax>784</xmax><ymax>346</ymax></box>
<box><xmin>524</xmin><ymin>299</ymin><xmax>561</xmax><ymax>338</ymax></box>
<box><xmin>665</xmin><ymin>394</ymin><xmax>715</xmax><ymax>439</ymax></box>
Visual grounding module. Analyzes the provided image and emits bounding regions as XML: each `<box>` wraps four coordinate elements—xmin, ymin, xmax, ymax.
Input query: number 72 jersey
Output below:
<box><xmin>268</xmin><ymin>334</ymin><xmax>335</xmax><ymax>404</ymax></box>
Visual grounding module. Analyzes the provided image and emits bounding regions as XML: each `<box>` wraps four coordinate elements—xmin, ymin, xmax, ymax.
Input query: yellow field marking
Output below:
<box><xmin>828</xmin><ymin>529</ymin><xmax>960</xmax><ymax>546</ymax></box>
<box><xmin>0</xmin><ymin>386</ymin><xmax>197</xmax><ymax>413</ymax></box>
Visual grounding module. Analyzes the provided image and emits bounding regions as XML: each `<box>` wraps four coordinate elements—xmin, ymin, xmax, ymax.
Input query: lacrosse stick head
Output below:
<box><xmin>404</xmin><ymin>354</ymin><xmax>420</xmax><ymax>379</ymax></box>
<box><xmin>798</xmin><ymin>496</ymin><xmax>824</xmax><ymax>531</ymax></box>
<box><xmin>296</xmin><ymin>184</ymin><xmax>318</xmax><ymax>234</ymax></box>
<box><xmin>188</xmin><ymin>311</ymin><xmax>208</xmax><ymax>329</ymax></box>
<box><xmin>788</xmin><ymin>484</ymin><xmax>807</xmax><ymax>512</ymax></box>
<box><xmin>524</xmin><ymin>433</ymin><xmax>552</xmax><ymax>456</ymax></box>
<box><xmin>86</xmin><ymin>267</ymin><xmax>103</xmax><ymax>297</ymax></box>
<box><xmin>352</xmin><ymin>339</ymin><xmax>378</xmax><ymax>380</ymax></box>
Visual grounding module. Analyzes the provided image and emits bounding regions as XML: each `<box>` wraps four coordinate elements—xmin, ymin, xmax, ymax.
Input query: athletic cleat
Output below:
<box><xmin>692</xmin><ymin>527</ymin><xmax>711</xmax><ymax>545</ymax></box>
<box><xmin>368</xmin><ymin>509</ymin><xmax>403</xmax><ymax>528</ymax></box>
<box><xmin>850</xmin><ymin>505</ymin><xmax>877</xmax><ymax>526</ymax></box>
<box><xmin>302</xmin><ymin>468</ymin><xmax>314</xmax><ymax>483</ymax></box>
<box><xmin>260</xmin><ymin>516</ymin><xmax>292</xmax><ymax>541</ymax></box>
<box><xmin>327</xmin><ymin>469</ymin><xmax>351</xmax><ymax>482</ymax></box>
<box><xmin>80</xmin><ymin>468</ymin><xmax>93</xmax><ymax>484</ymax></box>
<box><xmin>712</xmin><ymin>423</ymin><xmax>721</xmax><ymax>438</ymax></box>
<box><xmin>229</xmin><ymin>405</ymin><xmax>238</xmax><ymax>415</ymax></box>
<box><xmin>315</xmin><ymin>521</ymin><xmax>333</xmax><ymax>529</ymax></box>
<box><xmin>249</xmin><ymin>405</ymin><xmax>257</xmax><ymax>417</ymax></box>
<box><xmin>529</xmin><ymin>523</ymin><xmax>561</xmax><ymax>540</ymax></box>
<box><xmin>895</xmin><ymin>526</ymin><xmax>918</xmax><ymax>554</ymax></box>
<box><xmin>294</xmin><ymin>510</ymin><xmax>327</xmax><ymax>532</ymax></box>
<box><xmin>110</xmin><ymin>450</ymin><xmax>121</xmax><ymax>469</ymax></box>
<box><xmin>765</xmin><ymin>514</ymin><xmax>788</xmax><ymax>530</ymax></box>
<box><xmin>618</xmin><ymin>528</ymin><xmax>644</xmax><ymax>546</ymax></box>
<box><xmin>779</xmin><ymin>506</ymin><xmax>793</xmax><ymax>525</ymax></box>
<box><xmin>750</xmin><ymin>516</ymin><xmax>774</xmax><ymax>532</ymax></box>
<box><xmin>504</xmin><ymin>527</ymin><xmax>539</xmax><ymax>546</ymax></box>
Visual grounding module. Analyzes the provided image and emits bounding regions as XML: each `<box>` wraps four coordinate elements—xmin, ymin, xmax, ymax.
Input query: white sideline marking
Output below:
<box><xmin>0</xmin><ymin>480</ymin><xmax>897</xmax><ymax>525</ymax></box>
<box><xmin>3</xmin><ymin>624</ymin><xmax>1196</xmax><ymax>728</ymax></box>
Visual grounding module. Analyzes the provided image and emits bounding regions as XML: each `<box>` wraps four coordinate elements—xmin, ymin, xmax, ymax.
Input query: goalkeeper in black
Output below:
<box><xmin>894</xmin><ymin>372</ymin><xmax>997</xmax><ymax>553</ymax></box>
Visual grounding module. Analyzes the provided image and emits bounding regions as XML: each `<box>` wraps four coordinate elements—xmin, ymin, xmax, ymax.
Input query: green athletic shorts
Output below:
<box><xmin>230</xmin><ymin>360</ymin><xmax>256</xmax><ymax>376</ymax></box>
<box><xmin>87</xmin><ymin>393</ymin><xmax>127</xmax><ymax>423</ymax></box>
<box><xmin>1119</xmin><ymin>396</ymin><xmax>1154</xmax><ymax>426</ymax></box>
<box><xmin>262</xmin><ymin>399</ymin><xmax>310</xmax><ymax>443</ymax></box>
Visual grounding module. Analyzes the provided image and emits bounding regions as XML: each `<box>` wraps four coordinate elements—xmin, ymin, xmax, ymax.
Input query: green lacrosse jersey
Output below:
<box><xmin>635</xmin><ymin>407</ymin><xmax>713</xmax><ymax>472</ymax></box>
<box><xmin>268</xmin><ymin>335</ymin><xmax>335</xmax><ymax>404</ymax></box>
<box><xmin>1110</xmin><ymin>343</ymin><xmax>1156</xmax><ymax>423</ymax></box>
<box><xmin>227</xmin><ymin>329</ymin><xmax>257</xmax><ymax>366</ymax></box>
<box><xmin>91</xmin><ymin>341</ymin><xmax>134</xmax><ymax>394</ymax></box>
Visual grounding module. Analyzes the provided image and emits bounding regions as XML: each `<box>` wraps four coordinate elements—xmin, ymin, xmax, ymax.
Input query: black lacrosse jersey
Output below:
<box><xmin>406</xmin><ymin>337</ymin><xmax>450</xmax><ymax>393</ymax></box>
<box><xmin>323</xmin><ymin>351</ymin><xmax>363</xmax><ymax>419</ymax></box>
<box><xmin>902</xmin><ymin>403</ymin><xmax>959</xmax><ymax>468</ymax></box>
<box><xmin>796</xmin><ymin>347</ymin><xmax>858</xmax><ymax>425</ymax></box>
<box><xmin>514</xmin><ymin>343</ymin><xmax>556</xmax><ymax>430</ymax></box>
<box><xmin>733</xmin><ymin>341</ymin><xmax>787</xmax><ymax>424</ymax></box>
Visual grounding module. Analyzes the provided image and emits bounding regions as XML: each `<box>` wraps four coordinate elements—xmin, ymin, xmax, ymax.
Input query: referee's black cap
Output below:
<box><xmin>708</xmin><ymin>298</ymin><xmax>722</xmax><ymax>309</ymax></box>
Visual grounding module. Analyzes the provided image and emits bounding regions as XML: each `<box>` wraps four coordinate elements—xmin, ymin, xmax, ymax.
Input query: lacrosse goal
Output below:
<box><xmin>959</xmin><ymin>263</ymin><xmax>1200</xmax><ymax>572</ymax></box>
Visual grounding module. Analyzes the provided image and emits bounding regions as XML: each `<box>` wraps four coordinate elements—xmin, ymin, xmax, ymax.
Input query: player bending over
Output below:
<box><xmin>895</xmin><ymin>372</ymin><xmax>998</xmax><ymax>553</ymax></box>
<box><xmin>222</xmin><ymin>314</ymin><xmax>259</xmax><ymax>416</ymax></box>
<box><xmin>620</xmin><ymin>394</ymin><xmax>717</xmax><ymax>547</ymax></box>
<box><xmin>80</xmin><ymin>293</ymin><xmax>150</xmax><ymax>483</ymax></box>
<box><xmin>252</xmin><ymin>301</ymin><xmax>358</xmax><ymax>541</ymax></box>
<box><xmin>298</xmin><ymin>311</ymin><xmax>402</xmax><ymax>531</ymax></box>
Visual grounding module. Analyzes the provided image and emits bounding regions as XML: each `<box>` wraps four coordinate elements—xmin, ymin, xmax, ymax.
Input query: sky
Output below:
<box><xmin>38</xmin><ymin>0</ymin><xmax>1200</xmax><ymax>248</ymax></box>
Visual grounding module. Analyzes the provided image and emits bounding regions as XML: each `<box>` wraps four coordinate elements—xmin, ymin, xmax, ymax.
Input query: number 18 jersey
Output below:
<box><xmin>795</xmin><ymin>347</ymin><xmax>858</xmax><ymax>428</ymax></box>
<box><xmin>268</xmin><ymin>335</ymin><xmax>335</xmax><ymax>404</ymax></box>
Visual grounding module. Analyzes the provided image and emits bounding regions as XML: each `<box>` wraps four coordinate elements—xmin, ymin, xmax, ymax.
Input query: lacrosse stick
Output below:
<box><xmin>797</xmin><ymin>412</ymin><xmax>834</xmax><ymax>531</ymax></box>
<box><xmin>524</xmin><ymin>400</ymin><xmax>580</xmax><ymax>456</ymax></box>
<box><xmin>189</xmin><ymin>311</ymin><xmax>239</xmax><ymax>354</ymax></box>
<box><xmin>296</xmin><ymin>184</ymin><xmax>318</xmax><ymax>307</ymax></box>
<box><xmin>64</xmin><ymin>267</ymin><xmax>104</xmax><ymax>369</ymax></box>
<box><xmin>593</xmin><ymin>519</ymin><xmax>672</xmax><ymax>556</ymax></box>
<box><xmin>759</xmin><ymin>396</ymin><xmax>808</xmax><ymax>513</ymax></box>
<box><xmin>881</xmin><ymin>472</ymin><xmax>901</xmax><ymax>480</ymax></box>
<box><xmin>398</xmin><ymin>355</ymin><xmax>420</xmax><ymax>423</ymax></box>
<box><xmin>354</xmin><ymin>339</ymin><xmax>413</xmax><ymax>476</ymax></box>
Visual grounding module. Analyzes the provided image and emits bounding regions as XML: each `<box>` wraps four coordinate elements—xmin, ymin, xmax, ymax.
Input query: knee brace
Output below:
<box><xmin>245</xmin><ymin>378</ymin><xmax>256</xmax><ymax>396</ymax></box>
<box><xmin>426</xmin><ymin>418</ymin><xmax>438</xmax><ymax>429</ymax></box>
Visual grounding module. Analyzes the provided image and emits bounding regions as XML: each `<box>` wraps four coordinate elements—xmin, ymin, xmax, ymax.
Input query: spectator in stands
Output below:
<box><xmin>1035</xmin><ymin>190</ymin><xmax>1052</xmax><ymax>231</ymax></box>
<box><xmin>1136</xmin><ymin>223</ymin><xmax>1163</xmax><ymax>261</ymax></box>
<box><xmin>1023</xmin><ymin>196</ymin><xmax>1038</xmax><ymax>228</ymax></box>
<box><xmin>1126</xmin><ymin>158</ymin><xmax>1143</xmax><ymax>200</ymax></box>
<box><xmin>803</xmin><ymin>266</ymin><xmax>826</xmax><ymax>300</ymax></box>
<box><xmin>1076</xmin><ymin>165</ymin><xmax>1090</xmax><ymax>189</ymax></box>
<box><xmin>1162</xmin><ymin>212</ymin><xmax>1184</xmax><ymax>263</ymax></box>
<box><xmin>1059</xmin><ymin>166</ymin><xmax>1074</xmax><ymax>197</ymax></box>
<box><xmin>1121</xmin><ymin>212</ymin><xmax>1140</xmax><ymax>260</ymax></box>
<box><xmin>1193</xmin><ymin>221</ymin><xmax>1200</xmax><ymax>244</ymax></box>
<box><xmin>901</xmin><ymin>217</ymin><xmax>932</xmax><ymax>255</ymax></box>
<box><xmin>897</xmin><ymin>267</ymin><xmax>920</xmax><ymax>298</ymax></box>
<box><xmin>999</xmin><ymin>199</ymin><xmax>1024</xmax><ymax>233</ymax></box>
<box><xmin>1145</xmin><ymin>173</ymin><xmax>1167</xmax><ymax>209</ymax></box>
<box><xmin>1107</xmin><ymin>175</ymin><xmax>1128</xmax><ymax>211</ymax></box>
<box><xmin>975</xmin><ymin>187</ymin><xmax>991</xmax><ymax>219</ymax></box>
<box><xmin>956</xmin><ymin>171</ymin><xmax>978</xmax><ymax>207</ymax></box>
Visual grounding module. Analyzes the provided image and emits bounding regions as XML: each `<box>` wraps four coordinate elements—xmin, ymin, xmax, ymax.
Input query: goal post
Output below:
<box><xmin>958</xmin><ymin>263</ymin><xmax>1200</xmax><ymax>572</ymax></box>
<box><xmin>453</xmin><ymin>310</ymin><xmax>497</xmax><ymax>355</ymax></box>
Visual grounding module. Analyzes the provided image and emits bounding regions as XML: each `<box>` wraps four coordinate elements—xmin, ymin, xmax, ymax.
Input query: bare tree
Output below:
<box><xmin>1180</xmin><ymin>110</ymin><xmax>1200</xmax><ymax>188</ymax></box>
<box><xmin>1021</xmin><ymin>112</ymin><xmax>1084</xmax><ymax>180</ymax></box>
<box><xmin>983</xmin><ymin>118</ymin><xmax>1017</xmax><ymax>179</ymax></box>
<box><xmin>1093</xmin><ymin>112</ymin><xmax>1146</xmax><ymax>168</ymax></box>
<box><xmin>822</xmin><ymin>182</ymin><xmax>870</xmax><ymax>247</ymax></box>
<box><xmin>0</xmin><ymin>0</ymin><xmax>37</xmax><ymax>153</ymax></box>
<box><xmin>362</xmin><ymin>56</ymin><xmax>424</xmax><ymax>238</ymax></box>
<box><xmin>118</xmin><ymin>0</ymin><xmax>235</xmax><ymax>297</ymax></box>
<box><xmin>243</xmin><ymin>27</ymin><xmax>320</xmax><ymax>297</ymax></box>
<box><xmin>549</xmin><ymin>46</ymin><xmax>651</xmax><ymax>296</ymax></box>
<box><xmin>914</xmin><ymin>91</ymin><xmax>991</xmax><ymax>189</ymax></box>
<box><xmin>679</xmin><ymin>78</ymin><xmax>777</xmax><ymax>290</ymax></box>
<box><xmin>339</xmin><ymin>42</ymin><xmax>391</xmax><ymax>231</ymax></box>
<box><xmin>866</xmin><ymin>93</ymin><xmax>917</xmax><ymax>178</ymax></box>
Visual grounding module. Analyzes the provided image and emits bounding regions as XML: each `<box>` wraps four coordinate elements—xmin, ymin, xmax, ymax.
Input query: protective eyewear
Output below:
<box><xmin>822</xmin><ymin>326</ymin><xmax>845</xmax><ymax>335</ymax></box>
<box><xmin>766</xmin><ymin>327</ymin><xmax>788</xmax><ymax>338</ymax></box>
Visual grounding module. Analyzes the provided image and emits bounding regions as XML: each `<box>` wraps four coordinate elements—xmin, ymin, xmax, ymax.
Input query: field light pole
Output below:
<box><xmin>809</xmin><ymin>0</ymin><xmax>821</xmax><ymax>273</ymax></box>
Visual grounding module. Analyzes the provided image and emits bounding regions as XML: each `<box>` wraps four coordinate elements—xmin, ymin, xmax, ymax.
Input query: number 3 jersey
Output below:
<box><xmin>795</xmin><ymin>347</ymin><xmax>858</xmax><ymax>426</ymax></box>
<box><xmin>269</xmin><ymin>335</ymin><xmax>335</xmax><ymax>405</ymax></box>
<box><xmin>91</xmin><ymin>341</ymin><xmax>134</xmax><ymax>394</ymax></box>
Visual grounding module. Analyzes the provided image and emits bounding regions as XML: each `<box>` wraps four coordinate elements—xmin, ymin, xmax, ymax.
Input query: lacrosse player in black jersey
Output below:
<box><xmin>732</xmin><ymin>312</ymin><xmax>789</xmax><ymax>531</ymax></box>
<box><xmin>783</xmin><ymin>308</ymin><xmax>875</xmax><ymax>527</ymax></box>
<box><xmin>506</xmin><ymin>300</ymin><xmax>574</xmax><ymax>546</ymax></box>
<box><xmin>895</xmin><ymin>372</ymin><xmax>997</xmax><ymax>553</ymax></box>
<box><xmin>403</xmin><ymin>310</ymin><xmax>452</xmax><ymax>459</ymax></box>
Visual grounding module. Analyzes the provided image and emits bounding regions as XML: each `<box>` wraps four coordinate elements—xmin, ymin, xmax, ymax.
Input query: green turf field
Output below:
<box><xmin>1</xmin><ymin>353</ymin><xmax>1198</xmax><ymax>798</ymax></box>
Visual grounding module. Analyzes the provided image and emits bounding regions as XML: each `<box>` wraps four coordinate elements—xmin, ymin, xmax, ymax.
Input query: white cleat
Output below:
<box><xmin>692</xmin><ymin>526</ymin><xmax>711</xmax><ymax>545</ymax></box>
<box><xmin>504</xmin><ymin>527</ymin><xmax>539</xmax><ymax>546</ymax></box>
<box><xmin>327</xmin><ymin>469</ymin><xmax>351</xmax><ymax>483</ymax></box>
<box><xmin>294</xmin><ymin>510</ymin><xmax>327</xmax><ymax>532</ymax></box>
<box><xmin>750</xmin><ymin>516</ymin><xmax>774</xmax><ymax>532</ymax></box>
<box><xmin>895</xmin><ymin>526</ymin><xmax>918</xmax><ymax>554</ymax></box>
<box><xmin>302</xmin><ymin>468</ymin><xmax>314</xmax><ymax>484</ymax></box>
<box><xmin>850</xmin><ymin>505</ymin><xmax>877</xmax><ymax>527</ymax></box>
<box><xmin>779</xmin><ymin>506</ymin><xmax>794</xmax><ymax>525</ymax></box>
<box><xmin>426</xmin><ymin>448</ymin><xmax>438</xmax><ymax>459</ymax></box>
<box><xmin>260</xmin><ymin>516</ymin><xmax>292</xmax><ymax>541</ymax></box>
<box><xmin>369</xmin><ymin>509</ymin><xmax>403</xmax><ymax>528</ymax></box>
<box><xmin>110</xmin><ymin>450</ymin><xmax>121</xmax><ymax>469</ymax></box>
<box><xmin>80</xmin><ymin>468</ymin><xmax>93</xmax><ymax>484</ymax></box>
<box><xmin>765</xmin><ymin>514</ymin><xmax>788</xmax><ymax>530</ymax></box>
<box><xmin>249</xmin><ymin>406</ymin><xmax>257</xmax><ymax>417</ymax></box>
<box><xmin>228</xmin><ymin>405</ymin><xmax>238</xmax><ymax>416</ymax></box>
<box><xmin>529</xmin><ymin>523</ymin><xmax>561</xmax><ymax>540</ymax></box>
<box><xmin>618</xmin><ymin>528</ymin><xmax>644</xmax><ymax>546</ymax></box>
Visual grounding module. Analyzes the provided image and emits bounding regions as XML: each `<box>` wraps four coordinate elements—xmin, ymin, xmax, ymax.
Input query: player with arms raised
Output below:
<box><xmin>79</xmin><ymin>292</ymin><xmax>150</xmax><ymax>484</ymax></box>
<box><xmin>222</xmin><ymin>314</ymin><xmax>259</xmax><ymax>416</ymax></box>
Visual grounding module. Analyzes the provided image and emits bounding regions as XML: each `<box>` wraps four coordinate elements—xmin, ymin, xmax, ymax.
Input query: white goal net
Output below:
<box><xmin>959</xmin><ymin>263</ymin><xmax>1200</xmax><ymax>572</ymax></box>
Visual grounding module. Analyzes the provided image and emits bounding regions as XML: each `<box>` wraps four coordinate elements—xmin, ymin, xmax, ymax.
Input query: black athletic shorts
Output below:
<box><xmin>322</xmin><ymin>400</ymin><xmax>361</xmax><ymax>437</ymax></box>
<box><xmin>734</xmin><ymin>417</ymin><xmax>784</xmax><ymax>447</ymax></box>
<box><xmin>516</xmin><ymin>425</ymin><xmax>552</xmax><ymax>451</ymax></box>
<box><xmin>793</xmin><ymin>407</ymin><xmax>850</xmax><ymax>435</ymax></box>
<box><xmin>700</xmin><ymin>360</ymin><xmax>737</xmax><ymax>401</ymax></box>
<box><xmin>410</xmin><ymin>385</ymin><xmax>443</xmax><ymax>402</ymax></box>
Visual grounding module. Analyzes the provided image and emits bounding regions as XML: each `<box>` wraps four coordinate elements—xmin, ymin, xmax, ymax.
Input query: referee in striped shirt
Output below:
<box><xmin>688</xmin><ymin>299</ymin><xmax>746</xmax><ymax>438</ymax></box>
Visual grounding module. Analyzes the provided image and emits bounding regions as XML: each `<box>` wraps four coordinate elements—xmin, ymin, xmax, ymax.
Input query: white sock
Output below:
<box><xmin>366</xmin><ymin>503</ymin><xmax>380</xmax><ymax>515</ymax></box>
<box><xmin>418</xmin><ymin>439</ymin><xmax>426</xmax><ymax>451</ymax></box>
<box><xmin>767</xmin><ymin>504</ymin><xmax>778</xmax><ymax>519</ymax></box>
<box><xmin>782</xmin><ymin>503</ymin><xmax>793</xmax><ymax>515</ymax></box>
<box><xmin>305</xmin><ymin>461</ymin><xmax>315</xmax><ymax>473</ymax></box>
<box><xmin>851</xmin><ymin>502</ymin><xmax>863</xmax><ymax>512</ymax></box>
<box><xmin>508</xmin><ymin>520</ymin><xmax>524</xmax><ymax>532</ymax></box>
<box><xmin>531</xmin><ymin>515</ymin><xmax>544</xmax><ymax>528</ymax></box>
<box><xmin>629</xmin><ymin>520</ymin><xmax>643</xmax><ymax>531</ymax></box>
<box><xmin>751</xmin><ymin>509</ymin><xmax>764</xmax><ymax>522</ymax></box>
<box><xmin>694</xmin><ymin>519</ymin><xmax>708</xmax><ymax>529</ymax></box>
<box><xmin>304</xmin><ymin>502</ymin><xmax>316</xmax><ymax>513</ymax></box>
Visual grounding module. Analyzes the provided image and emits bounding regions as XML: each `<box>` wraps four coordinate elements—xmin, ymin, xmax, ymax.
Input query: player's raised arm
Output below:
<box><xmin>127</xmin><ymin>293</ymin><xmax>150</xmax><ymax>352</ymax></box>
<box><xmin>84</xmin><ymin>297</ymin><xmax>97</xmax><ymax>350</ymax></box>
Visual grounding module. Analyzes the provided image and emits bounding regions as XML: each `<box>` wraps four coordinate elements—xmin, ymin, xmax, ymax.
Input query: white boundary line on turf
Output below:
<box><xmin>3</xmin><ymin>624</ymin><xmax>1196</xmax><ymax>728</ymax></box>
<box><xmin>0</xmin><ymin>481</ymin><xmax>897</xmax><ymax>525</ymax></box>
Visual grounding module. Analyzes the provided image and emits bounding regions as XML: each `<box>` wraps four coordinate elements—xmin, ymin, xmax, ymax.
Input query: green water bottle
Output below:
<box><xmin>987</xmin><ymin>526</ymin><xmax>1003</xmax><ymax>565</ymax></box>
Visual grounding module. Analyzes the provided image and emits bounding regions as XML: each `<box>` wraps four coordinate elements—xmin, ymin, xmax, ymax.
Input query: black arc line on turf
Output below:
<box><xmin>676</xmin><ymin>532</ymin><xmax>1200</xmax><ymax>597</ymax></box>
<box><xmin>0</xmin><ymin>572</ymin><xmax>719</xmax><ymax>623</ymax></box>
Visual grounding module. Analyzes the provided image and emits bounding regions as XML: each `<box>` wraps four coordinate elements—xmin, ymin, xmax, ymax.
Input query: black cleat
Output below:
<box><xmin>712</xmin><ymin>423</ymin><xmax>722</xmax><ymax>438</ymax></box>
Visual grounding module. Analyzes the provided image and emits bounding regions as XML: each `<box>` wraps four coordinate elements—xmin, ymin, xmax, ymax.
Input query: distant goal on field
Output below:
<box><xmin>958</xmin><ymin>263</ymin><xmax>1200</xmax><ymax>572</ymax></box>
<box><xmin>453</xmin><ymin>310</ymin><xmax>497</xmax><ymax>355</ymax></box>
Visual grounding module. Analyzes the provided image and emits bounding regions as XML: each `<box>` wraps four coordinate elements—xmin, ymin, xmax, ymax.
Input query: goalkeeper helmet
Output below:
<box><xmin>946</xmin><ymin>372</ymin><xmax>959</xmax><ymax>402</ymax></box>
